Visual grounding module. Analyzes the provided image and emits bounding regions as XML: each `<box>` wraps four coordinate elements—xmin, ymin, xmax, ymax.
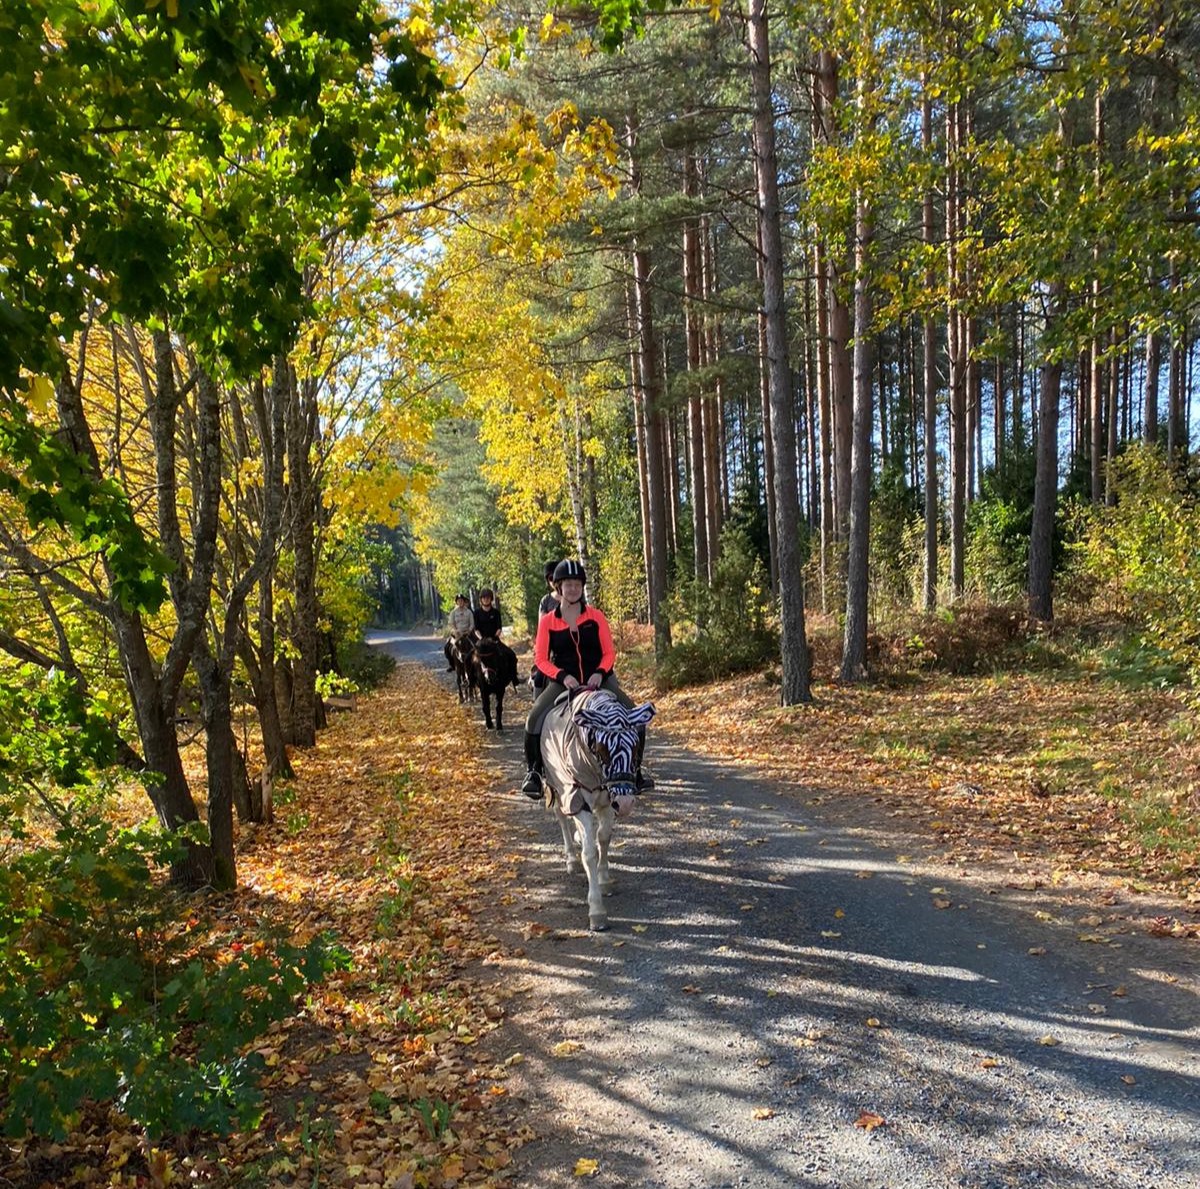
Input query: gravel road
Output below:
<box><xmin>370</xmin><ymin>630</ymin><xmax>1200</xmax><ymax>1189</ymax></box>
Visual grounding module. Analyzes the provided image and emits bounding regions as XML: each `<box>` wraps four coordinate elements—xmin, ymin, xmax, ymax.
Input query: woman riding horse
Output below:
<box><xmin>444</xmin><ymin>593</ymin><xmax>474</xmax><ymax>670</ymax></box>
<box><xmin>521</xmin><ymin>559</ymin><xmax>652</xmax><ymax>797</ymax></box>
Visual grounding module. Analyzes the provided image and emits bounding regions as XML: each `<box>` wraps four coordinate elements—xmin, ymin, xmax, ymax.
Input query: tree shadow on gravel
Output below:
<box><xmin>489</xmin><ymin>739</ymin><xmax>1200</xmax><ymax>1189</ymax></box>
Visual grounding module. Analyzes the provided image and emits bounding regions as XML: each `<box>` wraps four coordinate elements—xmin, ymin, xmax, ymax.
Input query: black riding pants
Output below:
<box><xmin>524</xmin><ymin>674</ymin><xmax>634</xmax><ymax>735</ymax></box>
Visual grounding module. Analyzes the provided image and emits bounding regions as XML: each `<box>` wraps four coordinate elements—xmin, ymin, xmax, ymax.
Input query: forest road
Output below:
<box><xmin>368</xmin><ymin>630</ymin><xmax>1200</xmax><ymax>1189</ymax></box>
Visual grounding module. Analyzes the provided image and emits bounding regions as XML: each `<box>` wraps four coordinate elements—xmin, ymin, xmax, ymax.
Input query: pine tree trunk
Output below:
<box><xmin>922</xmin><ymin>86</ymin><xmax>939</xmax><ymax>612</ymax></box>
<box><xmin>946</xmin><ymin>99</ymin><xmax>967</xmax><ymax>598</ymax></box>
<box><xmin>1029</xmin><ymin>281</ymin><xmax>1066</xmax><ymax>624</ymax></box>
<box><xmin>627</xmin><ymin>110</ymin><xmax>672</xmax><ymax>661</ymax></box>
<box><xmin>841</xmin><ymin>180</ymin><xmax>874</xmax><ymax>682</ymax></box>
<box><xmin>748</xmin><ymin>0</ymin><xmax>809</xmax><ymax>704</ymax></box>
<box><xmin>683</xmin><ymin>144</ymin><xmax>709</xmax><ymax>588</ymax></box>
<box><xmin>626</xmin><ymin>280</ymin><xmax>655</xmax><ymax>617</ymax></box>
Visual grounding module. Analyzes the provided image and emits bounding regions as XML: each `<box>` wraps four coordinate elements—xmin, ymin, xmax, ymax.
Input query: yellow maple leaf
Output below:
<box><xmin>574</xmin><ymin>1157</ymin><xmax>600</xmax><ymax>1177</ymax></box>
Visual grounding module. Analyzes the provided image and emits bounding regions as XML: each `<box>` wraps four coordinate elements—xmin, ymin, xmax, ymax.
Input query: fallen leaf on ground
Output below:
<box><xmin>854</xmin><ymin>1111</ymin><xmax>886</xmax><ymax>1131</ymax></box>
<box><xmin>752</xmin><ymin>1107</ymin><xmax>776</xmax><ymax>1120</ymax></box>
<box><xmin>1037</xmin><ymin>1035</ymin><xmax>1061</xmax><ymax>1046</ymax></box>
<box><xmin>574</xmin><ymin>1157</ymin><xmax>600</xmax><ymax>1177</ymax></box>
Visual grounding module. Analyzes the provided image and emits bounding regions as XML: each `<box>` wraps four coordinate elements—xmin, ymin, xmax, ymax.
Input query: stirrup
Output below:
<box><xmin>521</xmin><ymin>770</ymin><xmax>543</xmax><ymax>799</ymax></box>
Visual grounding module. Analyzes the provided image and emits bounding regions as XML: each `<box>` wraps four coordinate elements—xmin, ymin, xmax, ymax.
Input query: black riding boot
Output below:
<box><xmin>521</xmin><ymin>731</ymin><xmax>544</xmax><ymax>799</ymax></box>
<box><xmin>635</xmin><ymin>727</ymin><xmax>654</xmax><ymax>791</ymax></box>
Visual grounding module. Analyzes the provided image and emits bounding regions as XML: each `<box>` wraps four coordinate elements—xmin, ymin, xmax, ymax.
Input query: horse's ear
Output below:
<box><xmin>629</xmin><ymin>702</ymin><xmax>656</xmax><ymax>726</ymax></box>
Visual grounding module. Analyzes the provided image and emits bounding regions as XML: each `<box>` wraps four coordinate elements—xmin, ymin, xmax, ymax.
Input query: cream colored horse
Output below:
<box><xmin>537</xmin><ymin>689</ymin><xmax>655</xmax><ymax>931</ymax></box>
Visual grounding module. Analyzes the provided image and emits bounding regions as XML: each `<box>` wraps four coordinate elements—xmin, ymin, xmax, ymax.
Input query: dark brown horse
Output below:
<box><xmin>470</xmin><ymin>636</ymin><xmax>519</xmax><ymax>730</ymax></box>
<box><xmin>448</xmin><ymin>635</ymin><xmax>477</xmax><ymax>704</ymax></box>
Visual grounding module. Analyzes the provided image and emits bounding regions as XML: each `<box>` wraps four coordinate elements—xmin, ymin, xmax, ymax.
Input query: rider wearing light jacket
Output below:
<box><xmin>444</xmin><ymin>593</ymin><xmax>475</xmax><ymax>670</ymax></box>
<box><xmin>520</xmin><ymin>559</ymin><xmax>651</xmax><ymax>797</ymax></box>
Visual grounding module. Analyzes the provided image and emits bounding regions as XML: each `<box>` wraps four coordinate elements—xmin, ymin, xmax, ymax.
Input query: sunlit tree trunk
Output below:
<box><xmin>1029</xmin><ymin>279</ymin><xmax>1066</xmax><ymax>624</ymax></box>
<box><xmin>747</xmin><ymin>0</ymin><xmax>809</xmax><ymax>704</ymax></box>
<box><xmin>701</xmin><ymin>211</ymin><xmax>724</xmax><ymax>572</ymax></box>
<box><xmin>946</xmin><ymin>96</ymin><xmax>966</xmax><ymax>598</ymax></box>
<box><xmin>921</xmin><ymin>82</ymin><xmax>939</xmax><ymax>612</ymax></box>
<box><xmin>626</xmin><ymin>279</ymin><xmax>654</xmax><ymax>616</ymax></box>
<box><xmin>627</xmin><ymin>109</ymin><xmax>672</xmax><ymax>661</ymax></box>
<box><xmin>814</xmin><ymin>49</ymin><xmax>852</xmax><ymax>543</ymax></box>
<box><xmin>756</xmin><ymin>226</ymin><xmax>779</xmax><ymax>589</ymax></box>
<box><xmin>683</xmin><ymin>142</ymin><xmax>709</xmax><ymax>588</ymax></box>
<box><xmin>841</xmin><ymin>74</ymin><xmax>876</xmax><ymax>683</ymax></box>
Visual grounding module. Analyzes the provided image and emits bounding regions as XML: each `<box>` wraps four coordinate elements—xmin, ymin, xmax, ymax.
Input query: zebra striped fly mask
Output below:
<box><xmin>570</xmin><ymin>690</ymin><xmax>656</xmax><ymax>802</ymax></box>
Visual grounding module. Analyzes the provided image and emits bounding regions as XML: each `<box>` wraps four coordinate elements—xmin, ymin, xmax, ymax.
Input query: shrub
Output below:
<box><xmin>336</xmin><ymin>640</ymin><xmax>397</xmax><ymax>691</ymax></box>
<box><xmin>869</xmin><ymin>462</ymin><xmax>922</xmax><ymax>609</ymax></box>
<box><xmin>966</xmin><ymin>446</ymin><xmax>1036</xmax><ymax>601</ymax></box>
<box><xmin>1068</xmin><ymin>445</ymin><xmax>1200</xmax><ymax>681</ymax></box>
<box><xmin>0</xmin><ymin>806</ymin><xmax>349</xmax><ymax>1139</ymax></box>
<box><xmin>0</xmin><ymin>669</ymin><xmax>350</xmax><ymax>1140</ymax></box>
<box><xmin>661</xmin><ymin>522</ymin><xmax>778</xmax><ymax>688</ymax></box>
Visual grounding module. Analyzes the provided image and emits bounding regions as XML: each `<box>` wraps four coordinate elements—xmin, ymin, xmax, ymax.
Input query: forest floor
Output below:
<box><xmin>5</xmin><ymin>617</ymin><xmax>1199</xmax><ymax>1188</ymax></box>
<box><xmin>623</xmin><ymin>610</ymin><xmax>1200</xmax><ymax>913</ymax></box>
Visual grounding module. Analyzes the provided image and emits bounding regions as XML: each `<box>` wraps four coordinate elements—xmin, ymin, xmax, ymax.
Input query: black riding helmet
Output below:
<box><xmin>553</xmin><ymin>559</ymin><xmax>586</xmax><ymax>585</ymax></box>
<box><xmin>543</xmin><ymin>560</ymin><xmax>558</xmax><ymax>579</ymax></box>
<box><xmin>479</xmin><ymin>587</ymin><xmax>494</xmax><ymax>599</ymax></box>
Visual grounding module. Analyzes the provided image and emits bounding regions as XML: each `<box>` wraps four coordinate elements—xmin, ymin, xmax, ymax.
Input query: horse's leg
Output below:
<box><xmin>554</xmin><ymin>800</ymin><xmax>582</xmax><ymax>875</ymax></box>
<box><xmin>495</xmin><ymin>689</ymin><xmax>504</xmax><ymax>732</ymax></box>
<box><xmin>596</xmin><ymin>806</ymin><xmax>615</xmax><ymax>896</ymax></box>
<box><xmin>482</xmin><ymin>688</ymin><xmax>493</xmax><ymax>730</ymax></box>
<box><xmin>575</xmin><ymin>810</ymin><xmax>607</xmax><ymax>931</ymax></box>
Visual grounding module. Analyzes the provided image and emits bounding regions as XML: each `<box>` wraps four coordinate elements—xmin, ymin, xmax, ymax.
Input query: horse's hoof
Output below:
<box><xmin>601</xmin><ymin>882</ymin><xmax>615</xmax><ymax>897</ymax></box>
<box><xmin>566</xmin><ymin>859</ymin><xmax>583</xmax><ymax>875</ymax></box>
<box><xmin>589</xmin><ymin>916</ymin><xmax>609</xmax><ymax>932</ymax></box>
